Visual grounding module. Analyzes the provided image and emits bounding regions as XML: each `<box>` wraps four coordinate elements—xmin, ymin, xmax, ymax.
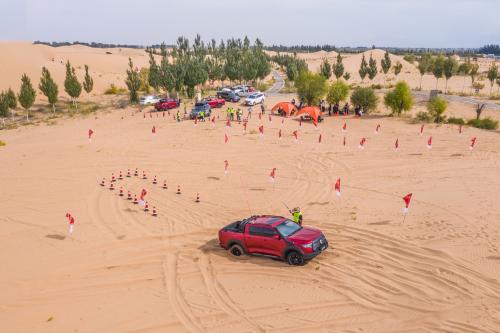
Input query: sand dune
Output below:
<box><xmin>1</xmin><ymin>91</ymin><xmax>500</xmax><ymax>331</ymax></box>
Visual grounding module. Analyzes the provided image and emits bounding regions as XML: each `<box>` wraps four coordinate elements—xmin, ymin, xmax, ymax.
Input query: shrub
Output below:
<box><xmin>384</xmin><ymin>81</ymin><xmax>414</xmax><ymax>116</ymax></box>
<box><xmin>403</xmin><ymin>54</ymin><xmax>416</xmax><ymax>64</ymax></box>
<box><xmin>416</xmin><ymin>111</ymin><xmax>432</xmax><ymax>122</ymax></box>
<box><xmin>371</xmin><ymin>84</ymin><xmax>383</xmax><ymax>90</ymax></box>
<box><xmin>256</xmin><ymin>81</ymin><xmax>270</xmax><ymax>92</ymax></box>
<box><xmin>350</xmin><ymin>87</ymin><xmax>379</xmax><ymax>113</ymax></box>
<box><xmin>326</xmin><ymin>80</ymin><xmax>349</xmax><ymax>105</ymax></box>
<box><xmin>295</xmin><ymin>71</ymin><xmax>327</xmax><ymax>106</ymax></box>
<box><xmin>472</xmin><ymin>82</ymin><xmax>485</xmax><ymax>90</ymax></box>
<box><xmin>104</xmin><ymin>84</ymin><xmax>126</xmax><ymax>95</ymax></box>
<box><xmin>447</xmin><ymin>117</ymin><xmax>465</xmax><ymax>125</ymax></box>
<box><xmin>467</xmin><ymin>117</ymin><xmax>498</xmax><ymax>130</ymax></box>
<box><xmin>0</xmin><ymin>140</ymin><xmax>5</xmax><ymax>147</ymax></box>
<box><xmin>427</xmin><ymin>96</ymin><xmax>448</xmax><ymax>123</ymax></box>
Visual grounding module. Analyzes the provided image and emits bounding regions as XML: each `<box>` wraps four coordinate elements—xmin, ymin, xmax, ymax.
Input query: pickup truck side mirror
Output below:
<box><xmin>273</xmin><ymin>234</ymin><xmax>281</xmax><ymax>240</ymax></box>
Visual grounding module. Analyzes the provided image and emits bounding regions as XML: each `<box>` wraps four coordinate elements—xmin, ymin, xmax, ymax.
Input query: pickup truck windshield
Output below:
<box><xmin>276</xmin><ymin>220</ymin><xmax>301</xmax><ymax>237</ymax></box>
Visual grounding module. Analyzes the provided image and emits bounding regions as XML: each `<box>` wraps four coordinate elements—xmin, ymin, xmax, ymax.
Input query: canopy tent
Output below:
<box><xmin>271</xmin><ymin>102</ymin><xmax>298</xmax><ymax>116</ymax></box>
<box><xmin>295</xmin><ymin>106</ymin><xmax>322</xmax><ymax>122</ymax></box>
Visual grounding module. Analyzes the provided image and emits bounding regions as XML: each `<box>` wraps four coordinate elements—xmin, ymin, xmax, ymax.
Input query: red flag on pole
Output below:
<box><xmin>226</xmin><ymin>119</ymin><xmax>231</xmax><ymax>127</ymax></box>
<box><xmin>334</xmin><ymin>178</ymin><xmax>341</xmax><ymax>197</ymax></box>
<box><xmin>343</xmin><ymin>137</ymin><xmax>346</xmax><ymax>146</ymax></box>
<box><xmin>427</xmin><ymin>136</ymin><xmax>432</xmax><ymax>149</ymax></box>
<box><xmin>342</xmin><ymin>122</ymin><xmax>347</xmax><ymax>132</ymax></box>
<box><xmin>420</xmin><ymin>124</ymin><xmax>424</xmax><ymax>135</ymax></box>
<box><xmin>313</xmin><ymin>119</ymin><xmax>318</xmax><ymax>128</ymax></box>
<box><xmin>224</xmin><ymin>160</ymin><xmax>229</xmax><ymax>174</ymax></box>
<box><xmin>470</xmin><ymin>137</ymin><xmax>477</xmax><ymax>150</ymax></box>
<box><xmin>211</xmin><ymin>116</ymin><xmax>215</xmax><ymax>127</ymax></box>
<box><xmin>269</xmin><ymin>167</ymin><xmax>276</xmax><ymax>182</ymax></box>
<box><xmin>152</xmin><ymin>126</ymin><xmax>156</xmax><ymax>134</ymax></box>
<box><xmin>375</xmin><ymin>124</ymin><xmax>380</xmax><ymax>134</ymax></box>
<box><xmin>318</xmin><ymin>134</ymin><xmax>322</xmax><ymax>143</ymax></box>
<box><xmin>359</xmin><ymin>137</ymin><xmax>366</xmax><ymax>149</ymax></box>
<box><xmin>224</xmin><ymin>133</ymin><xmax>229</xmax><ymax>143</ymax></box>
<box><xmin>243</xmin><ymin>122</ymin><xmax>247</xmax><ymax>131</ymax></box>
<box><xmin>395</xmin><ymin>138</ymin><xmax>399</xmax><ymax>150</ymax></box>
<box><xmin>459</xmin><ymin>124</ymin><xmax>462</xmax><ymax>134</ymax></box>
<box><xmin>259</xmin><ymin>125</ymin><xmax>264</xmax><ymax>135</ymax></box>
<box><xmin>292</xmin><ymin>130</ymin><xmax>298</xmax><ymax>142</ymax></box>
<box><xmin>88</xmin><ymin>129</ymin><xmax>94</xmax><ymax>140</ymax></box>
<box><xmin>278</xmin><ymin>129</ymin><xmax>282</xmax><ymax>140</ymax></box>
<box><xmin>403</xmin><ymin>193</ymin><xmax>412</xmax><ymax>214</ymax></box>
<box><xmin>68</xmin><ymin>215</ymin><xmax>75</xmax><ymax>234</ymax></box>
<box><xmin>140</xmin><ymin>189</ymin><xmax>147</xmax><ymax>201</ymax></box>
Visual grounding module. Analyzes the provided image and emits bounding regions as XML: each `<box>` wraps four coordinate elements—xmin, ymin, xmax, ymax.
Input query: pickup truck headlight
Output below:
<box><xmin>301</xmin><ymin>242</ymin><xmax>313</xmax><ymax>249</ymax></box>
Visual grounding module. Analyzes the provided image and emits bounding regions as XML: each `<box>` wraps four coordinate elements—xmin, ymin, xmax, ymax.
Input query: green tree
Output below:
<box><xmin>496</xmin><ymin>77</ymin><xmax>500</xmax><ymax>94</ymax></box>
<box><xmin>4</xmin><ymin>88</ymin><xmax>17</xmax><ymax>117</ymax></box>
<box><xmin>417</xmin><ymin>54</ymin><xmax>431</xmax><ymax>90</ymax></box>
<box><xmin>367</xmin><ymin>53</ymin><xmax>378</xmax><ymax>81</ymax></box>
<box><xmin>469</xmin><ymin>63</ymin><xmax>479</xmax><ymax>93</ymax></box>
<box><xmin>343</xmin><ymin>72</ymin><xmax>351</xmax><ymax>81</ymax></box>
<box><xmin>0</xmin><ymin>92</ymin><xmax>8</xmax><ymax>118</ymax></box>
<box><xmin>18</xmin><ymin>74</ymin><xmax>36</xmax><ymax>121</ymax></box>
<box><xmin>83</xmin><ymin>65</ymin><xmax>94</xmax><ymax>95</ymax></box>
<box><xmin>393</xmin><ymin>61</ymin><xmax>403</xmax><ymax>80</ymax></box>
<box><xmin>64</xmin><ymin>61</ymin><xmax>82</xmax><ymax>108</ymax></box>
<box><xmin>326</xmin><ymin>80</ymin><xmax>349</xmax><ymax>105</ymax></box>
<box><xmin>487</xmin><ymin>63</ymin><xmax>498</xmax><ymax>95</ymax></box>
<box><xmin>381</xmin><ymin>51</ymin><xmax>392</xmax><ymax>79</ymax></box>
<box><xmin>457</xmin><ymin>58</ymin><xmax>472</xmax><ymax>93</ymax></box>
<box><xmin>125</xmin><ymin>57</ymin><xmax>141</xmax><ymax>103</ymax></box>
<box><xmin>358</xmin><ymin>54</ymin><xmax>368</xmax><ymax>82</ymax></box>
<box><xmin>320</xmin><ymin>58</ymin><xmax>332</xmax><ymax>79</ymax></box>
<box><xmin>443</xmin><ymin>56</ymin><xmax>457</xmax><ymax>93</ymax></box>
<box><xmin>427</xmin><ymin>96</ymin><xmax>448</xmax><ymax>123</ymax></box>
<box><xmin>295</xmin><ymin>71</ymin><xmax>327</xmax><ymax>106</ymax></box>
<box><xmin>333</xmin><ymin>54</ymin><xmax>344</xmax><ymax>80</ymax></box>
<box><xmin>350</xmin><ymin>87</ymin><xmax>379</xmax><ymax>113</ymax></box>
<box><xmin>148</xmin><ymin>50</ymin><xmax>161</xmax><ymax>92</ymax></box>
<box><xmin>431</xmin><ymin>55</ymin><xmax>444</xmax><ymax>90</ymax></box>
<box><xmin>139</xmin><ymin>68</ymin><xmax>151</xmax><ymax>93</ymax></box>
<box><xmin>39</xmin><ymin>67</ymin><xmax>59</xmax><ymax>113</ymax></box>
<box><xmin>384</xmin><ymin>81</ymin><xmax>414</xmax><ymax>116</ymax></box>
<box><xmin>286</xmin><ymin>61</ymin><xmax>299</xmax><ymax>82</ymax></box>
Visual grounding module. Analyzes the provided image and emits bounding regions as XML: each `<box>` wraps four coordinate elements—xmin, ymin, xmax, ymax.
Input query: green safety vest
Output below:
<box><xmin>292</xmin><ymin>212</ymin><xmax>302</xmax><ymax>224</ymax></box>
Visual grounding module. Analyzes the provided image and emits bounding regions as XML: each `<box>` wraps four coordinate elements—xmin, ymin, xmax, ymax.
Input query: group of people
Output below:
<box><xmin>226</xmin><ymin>107</ymin><xmax>242</xmax><ymax>121</ymax></box>
<box><xmin>321</xmin><ymin>102</ymin><xmax>363</xmax><ymax>117</ymax></box>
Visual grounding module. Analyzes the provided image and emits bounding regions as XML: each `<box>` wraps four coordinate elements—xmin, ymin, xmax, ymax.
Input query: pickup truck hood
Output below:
<box><xmin>287</xmin><ymin>227</ymin><xmax>322</xmax><ymax>242</ymax></box>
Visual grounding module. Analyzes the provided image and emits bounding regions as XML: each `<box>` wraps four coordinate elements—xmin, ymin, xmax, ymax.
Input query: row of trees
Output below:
<box><xmin>0</xmin><ymin>62</ymin><xmax>94</xmax><ymax>121</ymax></box>
<box><xmin>125</xmin><ymin>36</ymin><xmax>271</xmax><ymax>103</ymax></box>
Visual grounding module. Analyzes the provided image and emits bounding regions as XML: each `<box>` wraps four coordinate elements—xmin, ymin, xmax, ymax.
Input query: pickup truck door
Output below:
<box><xmin>245</xmin><ymin>225</ymin><xmax>275</xmax><ymax>256</ymax></box>
<box><xmin>245</xmin><ymin>225</ymin><xmax>285</xmax><ymax>256</ymax></box>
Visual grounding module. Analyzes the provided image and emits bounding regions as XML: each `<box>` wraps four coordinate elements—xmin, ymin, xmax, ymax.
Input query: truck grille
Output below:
<box><xmin>312</xmin><ymin>235</ymin><xmax>328</xmax><ymax>252</ymax></box>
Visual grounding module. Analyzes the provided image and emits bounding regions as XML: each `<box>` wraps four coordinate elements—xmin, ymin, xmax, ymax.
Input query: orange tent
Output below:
<box><xmin>271</xmin><ymin>102</ymin><xmax>297</xmax><ymax>116</ymax></box>
<box><xmin>295</xmin><ymin>106</ymin><xmax>322</xmax><ymax>122</ymax></box>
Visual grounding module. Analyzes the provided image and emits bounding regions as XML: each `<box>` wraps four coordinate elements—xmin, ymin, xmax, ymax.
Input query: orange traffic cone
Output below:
<box><xmin>119</xmin><ymin>187</ymin><xmax>124</xmax><ymax>196</ymax></box>
<box><xmin>153</xmin><ymin>176</ymin><xmax>157</xmax><ymax>184</ymax></box>
<box><xmin>119</xmin><ymin>171</ymin><xmax>123</xmax><ymax>180</ymax></box>
<box><xmin>133</xmin><ymin>194</ymin><xmax>138</xmax><ymax>204</ymax></box>
<box><xmin>127</xmin><ymin>191</ymin><xmax>132</xmax><ymax>200</ymax></box>
<box><xmin>134</xmin><ymin>168</ymin><xmax>138</xmax><ymax>176</ymax></box>
<box><xmin>162</xmin><ymin>180</ymin><xmax>168</xmax><ymax>189</ymax></box>
<box><xmin>152</xmin><ymin>206</ymin><xmax>157</xmax><ymax>217</ymax></box>
<box><xmin>195</xmin><ymin>193</ymin><xmax>200</xmax><ymax>203</ymax></box>
<box><xmin>126</xmin><ymin>169</ymin><xmax>131</xmax><ymax>177</ymax></box>
<box><xmin>142</xmin><ymin>171</ymin><xmax>147</xmax><ymax>179</ymax></box>
<box><xmin>176</xmin><ymin>185</ymin><xmax>181</xmax><ymax>194</ymax></box>
<box><xmin>109</xmin><ymin>182</ymin><xmax>115</xmax><ymax>190</ymax></box>
<box><xmin>100</xmin><ymin>178</ymin><xmax>105</xmax><ymax>186</ymax></box>
<box><xmin>111</xmin><ymin>173</ymin><xmax>116</xmax><ymax>182</ymax></box>
<box><xmin>144</xmin><ymin>201</ymin><xmax>149</xmax><ymax>212</ymax></box>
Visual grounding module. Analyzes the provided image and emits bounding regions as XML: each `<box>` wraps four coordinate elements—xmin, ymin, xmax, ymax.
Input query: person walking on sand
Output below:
<box><xmin>176</xmin><ymin>110</ymin><xmax>181</xmax><ymax>122</ymax></box>
<box><xmin>260</xmin><ymin>103</ymin><xmax>265</xmax><ymax>115</ymax></box>
<box><xmin>247</xmin><ymin>106</ymin><xmax>253</xmax><ymax>119</ymax></box>
<box><xmin>289</xmin><ymin>207</ymin><xmax>303</xmax><ymax>226</ymax></box>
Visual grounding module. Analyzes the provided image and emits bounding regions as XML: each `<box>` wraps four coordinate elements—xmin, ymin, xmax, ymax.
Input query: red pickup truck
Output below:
<box><xmin>218</xmin><ymin>215</ymin><xmax>328</xmax><ymax>265</ymax></box>
<box><xmin>154</xmin><ymin>98</ymin><xmax>180</xmax><ymax>111</ymax></box>
<box><xmin>204</xmin><ymin>96</ymin><xmax>225</xmax><ymax>108</ymax></box>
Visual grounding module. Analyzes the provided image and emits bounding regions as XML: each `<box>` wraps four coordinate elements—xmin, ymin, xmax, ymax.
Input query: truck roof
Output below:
<box><xmin>248</xmin><ymin>215</ymin><xmax>287</xmax><ymax>227</ymax></box>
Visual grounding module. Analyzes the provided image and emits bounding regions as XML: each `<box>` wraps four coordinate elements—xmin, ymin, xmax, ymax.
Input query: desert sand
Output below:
<box><xmin>1</xmin><ymin>43</ymin><xmax>500</xmax><ymax>332</ymax></box>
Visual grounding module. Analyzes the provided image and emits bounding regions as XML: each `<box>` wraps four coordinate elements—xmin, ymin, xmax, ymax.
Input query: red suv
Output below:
<box><xmin>218</xmin><ymin>215</ymin><xmax>328</xmax><ymax>265</ymax></box>
<box><xmin>154</xmin><ymin>98</ymin><xmax>180</xmax><ymax>111</ymax></box>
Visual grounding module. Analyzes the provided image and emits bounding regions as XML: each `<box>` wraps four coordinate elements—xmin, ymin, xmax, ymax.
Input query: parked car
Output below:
<box><xmin>216</xmin><ymin>90</ymin><xmax>241</xmax><ymax>102</ymax></box>
<box><xmin>154</xmin><ymin>98</ymin><xmax>180</xmax><ymax>111</ymax></box>
<box><xmin>245</xmin><ymin>92</ymin><xmax>265</xmax><ymax>106</ymax></box>
<box><xmin>140</xmin><ymin>95</ymin><xmax>161</xmax><ymax>105</ymax></box>
<box><xmin>190</xmin><ymin>101</ymin><xmax>211</xmax><ymax>119</ymax></box>
<box><xmin>204</xmin><ymin>96</ymin><xmax>226</xmax><ymax>108</ymax></box>
<box><xmin>218</xmin><ymin>215</ymin><xmax>329</xmax><ymax>265</ymax></box>
<box><xmin>235</xmin><ymin>85</ymin><xmax>256</xmax><ymax>97</ymax></box>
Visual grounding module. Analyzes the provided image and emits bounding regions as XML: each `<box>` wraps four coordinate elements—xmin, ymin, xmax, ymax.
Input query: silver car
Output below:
<box><xmin>245</xmin><ymin>92</ymin><xmax>265</xmax><ymax>106</ymax></box>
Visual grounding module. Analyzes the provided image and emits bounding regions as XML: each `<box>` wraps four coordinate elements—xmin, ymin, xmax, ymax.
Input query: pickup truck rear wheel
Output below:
<box><xmin>229</xmin><ymin>244</ymin><xmax>244</xmax><ymax>257</ymax></box>
<box><xmin>286</xmin><ymin>251</ymin><xmax>304</xmax><ymax>266</ymax></box>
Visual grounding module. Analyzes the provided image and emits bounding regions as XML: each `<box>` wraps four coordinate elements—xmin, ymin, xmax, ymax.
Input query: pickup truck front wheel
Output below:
<box><xmin>286</xmin><ymin>251</ymin><xmax>304</xmax><ymax>266</ymax></box>
<box><xmin>228</xmin><ymin>244</ymin><xmax>244</xmax><ymax>257</ymax></box>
